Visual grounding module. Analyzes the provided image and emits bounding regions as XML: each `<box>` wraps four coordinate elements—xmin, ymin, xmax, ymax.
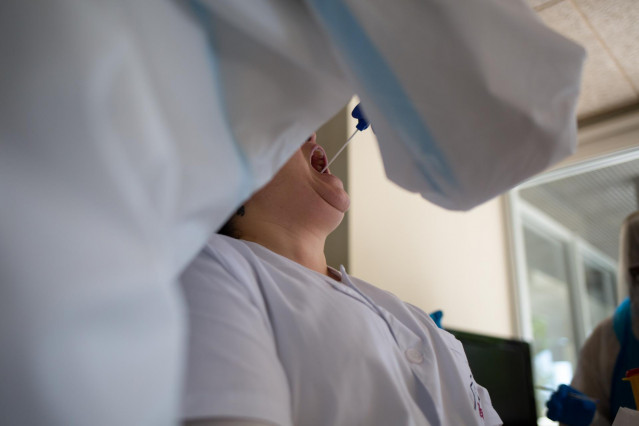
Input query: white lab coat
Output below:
<box><xmin>0</xmin><ymin>1</ymin><xmax>583</xmax><ymax>425</ymax></box>
<box><xmin>181</xmin><ymin>234</ymin><xmax>503</xmax><ymax>425</ymax></box>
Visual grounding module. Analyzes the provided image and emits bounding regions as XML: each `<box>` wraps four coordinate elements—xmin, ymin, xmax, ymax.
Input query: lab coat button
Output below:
<box><xmin>405</xmin><ymin>347</ymin><xmax>423</xmax><ymax>364</ymax></box>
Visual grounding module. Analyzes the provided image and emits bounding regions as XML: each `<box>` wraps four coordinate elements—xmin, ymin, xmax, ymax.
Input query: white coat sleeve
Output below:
<box><xmin>0</xmin><ymin>2</ymin><xmax>251</xmax><ymax>425</ymax></box>
<box><xmin>302</xmin><ymin>0</ymin><xmax>586</xmax><ymax>210</ymax></box>
<box><xmin>180</xmin><ymin>247</ymin><xmax>292</xmax><ymax>426</ymax></box>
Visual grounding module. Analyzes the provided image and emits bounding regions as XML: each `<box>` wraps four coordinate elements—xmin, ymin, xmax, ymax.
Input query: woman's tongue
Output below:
<box><xmin>310</xmin><ymin>146</ymin><xmax>328</xmax><ymax>174</ymax></box>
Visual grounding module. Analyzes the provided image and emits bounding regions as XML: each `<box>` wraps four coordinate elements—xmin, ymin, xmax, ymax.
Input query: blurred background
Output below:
<box><xmin>317</xmin><ymin>0</ymin><xmax>639</xmax><ymax>423</ymax></box>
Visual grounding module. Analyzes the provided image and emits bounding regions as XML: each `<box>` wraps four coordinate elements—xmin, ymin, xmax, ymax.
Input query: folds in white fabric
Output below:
<box><xmin>304</xmin><ymin>0</ymin><xmax>585</xmax><ymax>210</ymax></box>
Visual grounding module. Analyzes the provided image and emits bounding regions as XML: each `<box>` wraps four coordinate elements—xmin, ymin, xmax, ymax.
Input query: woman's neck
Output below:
<box><xmin>240</xmin><ymin>221</ymin><xmax>330</xmax><ymax>277</ymax></box>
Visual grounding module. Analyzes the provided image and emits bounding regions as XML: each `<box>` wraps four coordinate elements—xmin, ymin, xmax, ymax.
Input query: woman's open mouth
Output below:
<box><xmin>310</xmin><ymin>145</ymin><xmax>329</xmax><ymax>174</ymax></box>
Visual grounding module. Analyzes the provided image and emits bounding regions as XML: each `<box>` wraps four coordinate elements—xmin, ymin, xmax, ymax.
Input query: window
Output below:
<box><xmin>507</xmin><ymin>149</ymin><xmax>639</xmax><ymax>424</ymax></box>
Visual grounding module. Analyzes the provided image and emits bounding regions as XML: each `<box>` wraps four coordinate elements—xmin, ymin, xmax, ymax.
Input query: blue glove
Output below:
<box><xmin>429</xmin><ymin>310</ymin><xmax>443</xmax><ymax>329</ymax></box>
<box><xmin>546</xmin><ymin>384</ymin><xmax>596</xmax><ymax>426</ymax></box>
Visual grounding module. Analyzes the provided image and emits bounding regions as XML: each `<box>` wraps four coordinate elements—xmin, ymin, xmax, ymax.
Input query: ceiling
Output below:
<box><xmin>528</xmin><ymin>0</ymin><xmax>639</xmax><ymax>120</ymax></box>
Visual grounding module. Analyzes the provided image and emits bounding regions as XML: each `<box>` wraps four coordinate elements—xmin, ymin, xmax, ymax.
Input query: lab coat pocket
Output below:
<box><xmin>437</xmin><ymin>331</ymin><xmax>497</xmax><ymax>425</ymax></box>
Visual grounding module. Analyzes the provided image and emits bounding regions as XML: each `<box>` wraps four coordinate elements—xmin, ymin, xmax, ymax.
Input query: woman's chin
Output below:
<box><xmin>323</xmin><ymin>191</ymin><xmax>350</xmax><ymax>214</ymax></box>
<box><xmin>333</xmin><ymin>197</ymin><xmax>350</xmax><ymax>213</ymax></box>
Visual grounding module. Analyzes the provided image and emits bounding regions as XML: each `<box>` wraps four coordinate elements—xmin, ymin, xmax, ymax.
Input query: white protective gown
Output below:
<box><xmin>570</xmin><ymin>211</ymin><xmax>639</xmax><ymax>424</ymax></box>
<box><xmin>0</xmin><ymin>1</ymin><xmax>584</xmax><ymax>425</ymax></box>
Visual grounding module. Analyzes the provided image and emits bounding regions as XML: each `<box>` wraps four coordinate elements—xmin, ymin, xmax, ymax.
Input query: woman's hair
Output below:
<box><xmin>217</xmin><ymin>206</ymin><xmax>245</xmax><ymax>239</ymax></box>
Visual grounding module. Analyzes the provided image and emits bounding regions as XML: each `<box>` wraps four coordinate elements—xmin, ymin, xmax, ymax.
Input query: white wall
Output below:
<box><xmin>347</xmin><ymin>111</ymin><xmax>515</xmax><ymax>338</ymax></box>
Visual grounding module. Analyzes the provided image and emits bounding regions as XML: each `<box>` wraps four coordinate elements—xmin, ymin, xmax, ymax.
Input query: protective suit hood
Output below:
<box><xmin>618</xmin><ymin>211</ymin><xmax>639</xmax><ymax>336</ymax></box>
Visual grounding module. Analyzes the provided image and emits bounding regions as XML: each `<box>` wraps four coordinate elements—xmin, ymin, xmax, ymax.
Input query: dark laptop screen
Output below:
<box><xmin>448</xmin><ymin>329</ymin><xmax>538</xmax><ymax>426</ymax></box>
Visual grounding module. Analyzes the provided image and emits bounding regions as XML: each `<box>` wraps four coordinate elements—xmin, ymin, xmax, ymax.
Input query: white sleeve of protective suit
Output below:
<box><xmin>301</xmin><ymin>0</ymin><xmax>586</xmax><ymax>210</ymax></box>
<box><xmin>194</xmin><ymin>0</ymin><xmax>586</xmax><ymax>210</ymax></box>
<box><xmin>187</xmin><ymin>0</ymin><xmax>354</xmax><ymax>189</ymax></box>
<box><xmin>0</xmin><ymin>1</ymin><xmax>269</xmax><ymax>425</ymax></box>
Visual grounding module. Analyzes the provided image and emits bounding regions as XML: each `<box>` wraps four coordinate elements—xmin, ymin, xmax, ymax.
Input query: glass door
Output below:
<box><xmin>522</xmin><ymin>225</ymin><xmax>579</xmax><ymax>418</ymax></box>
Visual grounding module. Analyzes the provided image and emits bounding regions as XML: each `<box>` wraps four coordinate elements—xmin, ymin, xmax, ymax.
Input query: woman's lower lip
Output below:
<box><xmin>319</xmin><ymin>172</ymin><xmax>345</xmax><ymax>188</ymax></box>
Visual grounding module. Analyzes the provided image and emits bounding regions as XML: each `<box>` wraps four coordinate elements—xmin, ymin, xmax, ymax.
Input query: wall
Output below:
<box><xmin>346</xmin><ymin>105</ymin><xmax>515</xmax><ymax>338</ymax></box>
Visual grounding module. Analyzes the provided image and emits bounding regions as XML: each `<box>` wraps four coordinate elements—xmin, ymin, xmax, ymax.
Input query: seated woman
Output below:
<box><xmin>179</xmin><ymin>134</ymin><xmax>502</xmax><ymax>426</ymax></box>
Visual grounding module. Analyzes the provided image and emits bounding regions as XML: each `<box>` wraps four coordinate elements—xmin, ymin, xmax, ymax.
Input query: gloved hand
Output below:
<box><xmin>546</xmin><ymin>384</ymin><xmax>596</xmax><ymax>426</ymax></box>
<box><xmin>429</xmin><ymin>310</ymin><xmax>443</xmax><ymax>329</ymax></box>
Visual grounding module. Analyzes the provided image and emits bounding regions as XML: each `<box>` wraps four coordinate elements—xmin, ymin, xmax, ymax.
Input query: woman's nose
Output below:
<box><xmin>306</xmin><ymin>133</ymin><xmax>317</xmax><ymax>143</ymax></box>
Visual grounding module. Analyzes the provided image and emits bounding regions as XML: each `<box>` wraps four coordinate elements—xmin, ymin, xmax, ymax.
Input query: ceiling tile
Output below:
<box><xmin>573</xmin><ymin>0</ymin><xmax>639</xmax><ymax>93</ymax></box>
<box><xmin>538</xmin><ymin>1</ymin><xmax>637</xmax><ymax>117</ymax></box>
